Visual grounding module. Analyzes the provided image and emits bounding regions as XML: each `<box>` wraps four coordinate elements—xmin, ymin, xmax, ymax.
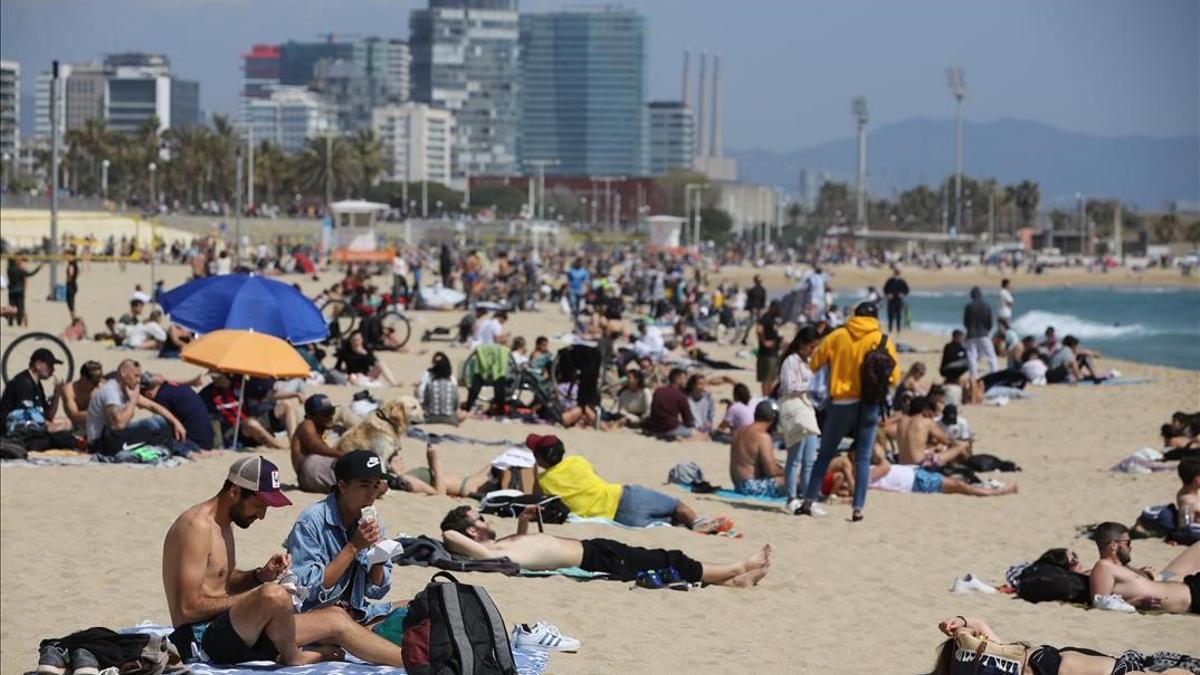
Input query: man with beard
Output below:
<box><xmin>162</xmin><ymin>457</ymin><xmax>390</xmax><ymax>665</ymax></box>
<box><xmin>1088</xmin><ymin>522</ymin><xmax>1200</xmax><ymax>615</ymax></box>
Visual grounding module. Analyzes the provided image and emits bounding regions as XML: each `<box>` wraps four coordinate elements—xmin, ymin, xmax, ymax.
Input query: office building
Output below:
<box><xmin>372</xmin><ymin>102</ymin><xmax>453</xmax><ymax>185</ymax></box>
<box><xmin>105</xmin><ymin>68</ymin><xmax>173</xmax><ymax>133</ymax></box>
<box><xmin>518</xmin><ymin>7</ymin><xmax>647</xmax><ymax>177</ymax></box>
<box><xmin>279</xmin><ymin>39</ymin><xmax>353</xmax><ymax>86</ymax></box>
<box><xmin>244</xmin><ymin>85</ymin><xmax>336</xmax><ymax>155</ymax></box>
<box><xmin>410</xmin><ymin>0</ymin><xmax>521</xmax><ymax>178</ymax></box>
<box><xmin>311</xmin><ymin>58</ymin><xmax>373</xmax><ymax>133</ymax></box>
<box><xmin>354</xmin><ymin>37</ymin><xmax>410</xmax><ymax>104</ymax></box>
<box><xmin>63</xmin><ymin>62</ymin><xmax>108</xmax><ymax>131</ymax></box>
<box><xmin>0</xmin><ymin>60</ymin><xmax>19</xmax><ymax>158</ymax></box>
<box><xmin>241</xmin><ymin>44</ymin><xmax>281</xmax><ymax>101</ymax></box>
<box><xmin>647</xmin><ymin>101</ymin><xmax>694</xmax><ymax>176</ymax></box>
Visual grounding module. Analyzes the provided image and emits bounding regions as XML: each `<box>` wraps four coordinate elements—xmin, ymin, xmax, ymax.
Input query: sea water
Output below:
<box><xmin>836</xmin><ymin>287</ymin><xmax>1200</xmax><ymax>371</ymax></box>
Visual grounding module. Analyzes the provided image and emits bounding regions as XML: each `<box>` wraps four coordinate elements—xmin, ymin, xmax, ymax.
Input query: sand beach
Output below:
<box><xmin>1</xmin><ymin>261</ymin><xmax>1198</xmax><ymax>674</ymax></box>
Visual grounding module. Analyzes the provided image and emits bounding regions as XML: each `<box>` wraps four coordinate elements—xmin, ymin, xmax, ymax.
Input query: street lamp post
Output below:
<box><xmin>101</xmin><ymin>159</ymin><xmax>110</xmax><ymax>200</ymax></box>
<box><xmin>852</xmin><ymin>96</ymin><xmax>868</xmax><ymax>228</ymax></box>
<box><xmin>525</xmin><ymin>160</ymin><xmax>560</xmax><ymax>220</ymax></box>
<box><xmin>148</xmin><ymin>162</ymin><xmax>157</xmax><ymax>206</ymax></box>
<box><xmin>234</xmin><ymin>146</ymin><xmax>243</xmax><ymax>266</ymax></box>
<box><xmin>947</xmin><ymin>65</ymin><xmax>967</xmax><ymax>235</ymax></box>
<box><xmin>685</xmin><ymin>183</ymin><xmax>708</xmax><ymax>248</ymax></box>
<box><xmin>1</xmin><ymin>152</ymin><xmax>9</xmax><ymax>198</ymax></box>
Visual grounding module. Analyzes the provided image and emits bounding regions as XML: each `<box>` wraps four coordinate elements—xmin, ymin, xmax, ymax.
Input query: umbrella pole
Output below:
<box><xmin>232</xmin><ymin>377</ymin><xmax>246</xmax><ymax>450</ymax></box>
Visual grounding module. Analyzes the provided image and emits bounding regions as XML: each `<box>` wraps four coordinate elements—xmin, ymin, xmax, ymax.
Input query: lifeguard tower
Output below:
<box><xmin>646</xmin><ymin>215</ymin><xmax>685</xmax><ymax>251</ymax></box>
<box><xmin>329</xmin><ymin>200</ymin><xmax>393</xmax><ymax>263</ymax></box>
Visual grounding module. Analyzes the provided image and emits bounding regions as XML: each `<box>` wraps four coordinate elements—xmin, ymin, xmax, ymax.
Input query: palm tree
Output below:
<box><xmin>296</xmin><ymin>135</ymin><xmax>357</xmax><ymax>204</ymax></box>
<box><xmin>208</xmin><ymin>115</ymin><xmax>238</xmax><ymax>204</ymax></box>
<box><xmin>165</xmin><ymin>124</ymin><xmax>212</xmax><ymax>207</ymax></box>
<box><xmin>1013</xmin><ymin>180</ymin><xmax>1040</xmax><ymax>230</ymax></box>
<box><xmin>254</xmin><ymin>140</ymin><xmax>293</xmax><ymax>208</ymax></box>
<box><xmin>348</xmin><ymin>130</ymin><xmax>383</xmax><ymax>197</ymax></box>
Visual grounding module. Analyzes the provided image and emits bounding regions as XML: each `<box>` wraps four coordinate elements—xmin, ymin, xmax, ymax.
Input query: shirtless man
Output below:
<box><xmin>896</xmin><ymin>396</ymin><xmax>970</xmax><ymax>467</ymax></box>
<box><xmin>1088</xmin><ymin>522</ymin><xmax>1200</xmax><ymax>614</ymax></box>
<box><xmin>441</xmin><ymin>505</ymin><xmax>770</xmax><ymax>588</ymax></box>
<box><xmin>1177</xmin><ymin>457</ymin><xmax>1200</xmax><ymax>527</ymax></box>
<box><xmin>60</xmin><ymin>361</ymin><xmax>104</xmax><ymax>431</ymax></box>
<box><xmin>291</xmin><ymin>394</ymin><xmax>344</xmax><ymax>493</ymax></box>
<box><xmin>163</xmin><ymin>457</ymin><xmax>401</xmax><ymax>665</ymax></box>
<box><xmin>729</xmin><ymin>400</ymin><xmax>786</xmax><ymax>498</ymax></box>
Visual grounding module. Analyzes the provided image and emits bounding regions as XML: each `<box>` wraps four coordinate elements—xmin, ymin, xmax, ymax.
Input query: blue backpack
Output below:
<box><xmin>6</xmin><ymin>405</ymin><xmax>47</xmax><ymax>435</ymax></box>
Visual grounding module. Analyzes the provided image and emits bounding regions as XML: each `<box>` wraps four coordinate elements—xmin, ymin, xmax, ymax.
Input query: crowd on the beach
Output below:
<box><xmin>3</xmin><ymin>241</ymin><xmax>1197</xmax><ymax>674</ymax></box>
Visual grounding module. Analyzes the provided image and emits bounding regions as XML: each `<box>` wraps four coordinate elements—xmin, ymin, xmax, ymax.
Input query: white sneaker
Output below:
<box><xmin>951</xmin><ymin>573</ymin><xmax>996</xmax><ymax>594</ymax></box>
<box><xmin>785</xmin><ymin>498</ymin><xmax>802</xmax><ymax>515</ymax></box>
<box><xmin>511</xmin><ymin>622</ymin><xmax>581</xmax><ymax>652</ymax></box>
<box><xmin>981</xmin><ymin>479</ymin><xmax>1006</xmax><ymax>490</ymax></box>
<box><xmin>1093</xmin><ymin>594</ymin><xmax>1136</xmax><ymax>613</ymax></box>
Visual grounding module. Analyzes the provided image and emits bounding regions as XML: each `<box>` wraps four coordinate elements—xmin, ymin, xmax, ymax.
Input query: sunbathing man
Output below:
<box><xmin>441</xmin><ymin>505</ymin><xmax>770</xmax><ymax>587</ymax></box>
<box><xmin>527</xmin><ymin>433</ymin><xmax>732</xmax><ymax>534</ymax></box>
<box><xmin>387</xmin><ymin>442</ymin><xmax>534</xmax><ymax>498</ymax></box>
<box><xmin>729</xmin><ymin>400</ymin><xmax>786</xmax><ymax>498</ymax></box>
<box><xmin>822</xmin><ymin>451</ymin><xmax>1017</xmax><ymax>499</ymax></box>
<box><xmin>896</xmin><ymin>396</ymin><xmax>971</xmax><ymax>467</ymax></box>
<box><xmin>164</xmin><ymin>457</ymin><xmax>389</xmax><ymax>665</ymax></box>
<box><xmin>1089</xmin><ymin>522</ymin><xmax>1200</xmax><ymax>614</ymax></box>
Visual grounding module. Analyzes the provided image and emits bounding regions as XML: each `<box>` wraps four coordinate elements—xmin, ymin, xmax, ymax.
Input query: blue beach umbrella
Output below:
<box><xmin>159</xmin><ymin>274</ymin><xmax>328</xmax><ymax>345</ymax></box>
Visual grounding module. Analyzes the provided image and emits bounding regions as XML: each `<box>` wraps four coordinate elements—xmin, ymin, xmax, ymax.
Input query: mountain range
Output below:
<box><xmin>727</xmin><ymin>118</ymin><xmax>1199</xmax><ymax>210</ymax></box>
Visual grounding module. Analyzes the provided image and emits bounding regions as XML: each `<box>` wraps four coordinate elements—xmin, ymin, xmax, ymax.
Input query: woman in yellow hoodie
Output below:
<box><xmin>795</xmin><ymin>302</ymin><xmax>899</xmax><ymax>521</ymax></box>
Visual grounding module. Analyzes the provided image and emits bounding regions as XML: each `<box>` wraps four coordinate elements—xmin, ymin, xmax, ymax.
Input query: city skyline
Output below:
<box><xmin>1</xmin><ymin>0</ymin><xmax>1195</xmax><ymax>152</ymax></box>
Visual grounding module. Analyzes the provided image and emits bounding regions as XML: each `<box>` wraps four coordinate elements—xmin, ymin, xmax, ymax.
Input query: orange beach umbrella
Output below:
<box><xmin>181</xmin><ymin>330</ymin><xmax>311</xmax><ymax>445</ymax></box>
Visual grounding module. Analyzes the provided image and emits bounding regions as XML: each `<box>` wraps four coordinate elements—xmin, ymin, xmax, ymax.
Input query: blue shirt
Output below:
<box><xmin>566</xmin><ymin>267</ymin><xmax>590</xmax><ymax>294</ymax></box>
<box><xmin>284</xmin><ymin>493</ymin><xmax>392</xmax><ymax>622</ymax></box>
<box><xmin>153</xmin><ymin>383</ymin><xmax>214</xmax><ymax>448</ymax></box>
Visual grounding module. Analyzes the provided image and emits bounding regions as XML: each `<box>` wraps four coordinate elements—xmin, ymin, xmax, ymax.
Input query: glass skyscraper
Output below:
<box><xmin>518</xmin><ymin>7</ymin><xmax>647</xmax><ymax>177</ymax></box>
<box><xmin>410</xmin><ymin>0</ymin><xmax>520</xmax><ymax>179</ymax></box>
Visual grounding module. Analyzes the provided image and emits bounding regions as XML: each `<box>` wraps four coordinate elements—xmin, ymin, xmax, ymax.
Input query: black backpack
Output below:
<box><xmin>1016</xmin><ymin>562</ymin><xmax>1090</xmax><ymax>605</ymax></box>
<box><xmin>402</xmin><ymin>572</ymin><xmax>517</xmax><ymax>675</ymax></box>
<box><xmin>860</xmin><ymin>335</ymin><xmax>895</xmax><ymax>407</ymax></box>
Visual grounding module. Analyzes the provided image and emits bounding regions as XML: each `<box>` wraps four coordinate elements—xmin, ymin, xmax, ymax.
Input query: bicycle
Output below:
<box><xmin>318</xmin><ymin>299</ymin><xmax>412</xmax><ymax>350</ymax></box>
<box><xmin>2</xmin><ymin>332</ymin><xmax>76</xmax><ymax>385</ymax></box>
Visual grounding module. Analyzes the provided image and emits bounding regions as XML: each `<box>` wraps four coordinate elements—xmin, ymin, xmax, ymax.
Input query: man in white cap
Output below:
<box><xmin>163</xmin><ymin>456</ymin><xmax>401</xmax><ymax>666</ymax></box>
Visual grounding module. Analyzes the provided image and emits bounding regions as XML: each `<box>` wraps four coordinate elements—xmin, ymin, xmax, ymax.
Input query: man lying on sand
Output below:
<box><xmin>441</xmin><ymin>505</ymin><xmax>770</xmax><ymax>587</ymax></box>
<box><xmin>897</xmin><ymin>396</ymin><xmax>971</xmax><ymax>468</ymax></box>
<box><xmin>1089</xmin><ymin>522</ymin><xmax>1200</xmax><ymax>614</ymax></box>
<box><xmin>527</xmin><ymin>433</ymin><xmax>733</xmax><ymax>534</ymax></box>
<box><xmin>163</xmin><ymin>457</ymin><xmax>398</xmax><ymax>666</ymax></box>
<box><xmin>822</xmin><ymin>451</ymin><xmax>1017</xmax><ymax>499</ymax></box>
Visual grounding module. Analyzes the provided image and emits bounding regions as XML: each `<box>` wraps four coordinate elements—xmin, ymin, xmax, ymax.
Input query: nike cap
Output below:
<box><xmin>334</xmin><ymin>450</ymin><xmax>386</xmax><ymax>482</ymax></box>
<box><xmin>227</xmin><ymin>456</ymin><xmax>292</xmax><ymax>507</ymax></box>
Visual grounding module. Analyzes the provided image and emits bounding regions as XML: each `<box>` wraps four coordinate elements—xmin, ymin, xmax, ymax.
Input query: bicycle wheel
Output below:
<box><xmin>2</xmin><ymin>332</ymin><xmax>76</xmax><ymax>386</ymax></box>
<box><xmin>320</xmin><ymin>299</ymin><xmax>358</xmax><ymax>341</ymax></box>
<box><xmin>378</xmin><ymin>311</ymin><xmax>412</xmax><ymax>349</ymax></box>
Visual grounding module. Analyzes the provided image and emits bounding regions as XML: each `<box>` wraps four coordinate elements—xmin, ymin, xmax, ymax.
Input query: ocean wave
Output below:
<box><xmin>1010</xmin><ymin>310</ymin><xmax>1156</xmax><ymax>339</ymax></box>
<box><xmin>911</xmin><ymin>321</ymin><xmax>959</xmax><ymax>335</ymax></box>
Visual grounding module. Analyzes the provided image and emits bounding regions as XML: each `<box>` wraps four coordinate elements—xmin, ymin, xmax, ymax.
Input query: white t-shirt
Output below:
<box><xmin>86</xmin><ymin>379</ymin><xmax>128</xmax><ymax>442</ymax></box>
<box><xmin>475</xmin><ymin>318</ymin><xmax>503</xmax><ymax>345</ymax></box>
<box><xmin>937</xmin><ymin>416</ymin><xmax>972</xmax><ymax>441</ymax></box>
<box><xmin>1021</xmin><ymin>358</ymin><xmax>1048</xmax><ymax>385</ymax></box>
<box><xmin>392</xmin><ymin>256</ymin><xmax>409</xmax><ymax>277</ymax></box>
<box><xmin>124</xmin><ymin>322</ymin><xmax>168</xmax><ymax>348</ymax></box>
<box><xmin>869</xmin><ymin>464</ymin><xmax>916</xmax><ymax>493</ymax></box>
<box><xmin>216</xmin><ymin>257</ymin><xmax>232</xmax><ymax>275</ymax></box>
<box><xmin>998</xmin><ymin>288</ymin><xmax>1014</xmax><ymax>320</ymax></box>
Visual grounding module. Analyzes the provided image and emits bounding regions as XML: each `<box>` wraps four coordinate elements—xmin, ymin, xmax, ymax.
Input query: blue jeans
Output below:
<box><xmin>613</xmin><ymin>484</ymin><xmax>679</xmax><ymax>527</ymax></box>
<box><xmin>568</xmin><ymin>291</ymin><xmax>583</xmax><ymax>316</ymax></box>
<box><xmin>784</xmin><ymin>434</ymin><xmax>820</xmax><ymax>501</ymax></box>
<box><xmin>802</xmin><ymin>401</ymin><xmax>883</xmax><ymax>510</ymax></box>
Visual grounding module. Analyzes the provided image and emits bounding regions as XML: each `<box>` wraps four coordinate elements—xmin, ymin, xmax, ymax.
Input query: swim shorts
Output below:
<box><xmin>1186</xmin><ymin>572</ymin><xmax>1200</xmax><ymax>614</ymax></box>
<box><xmin>734</xmin><ymin>477</ymin><xmax>787</xmax><ymax>499</ymax></box>
<box><xmin>170</xmin><ymin>610</ymin><xmax>278</xmax><ymax>665</ymax></box>
<box><xmin>911</xmin><ymin>469</ymin><xmax>944</xmax><ymax>494</ymax></box>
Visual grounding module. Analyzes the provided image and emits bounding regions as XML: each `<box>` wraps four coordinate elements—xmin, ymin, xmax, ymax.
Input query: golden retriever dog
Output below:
<box><xmin>397</xmin><ymin>395</ymin><xmax>425</xmax><ymax>425</ymax></box>
<box><xmin>336</xmin><ymin>398</ymin><xmax>408</xmax><ymax>457</ymax></box>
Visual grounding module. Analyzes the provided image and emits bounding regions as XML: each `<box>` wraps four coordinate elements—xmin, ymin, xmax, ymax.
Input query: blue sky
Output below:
<box><xmin>2</xmin><ymin>0</ymin><xmax>1196</xmax><ymax>150</ymax></box>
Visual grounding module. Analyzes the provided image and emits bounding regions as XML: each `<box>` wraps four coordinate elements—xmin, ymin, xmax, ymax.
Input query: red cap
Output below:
<box><xmin>525</xmin><ymin>433</ymin><xmax>561</xmax><ymax>452</ymax></box>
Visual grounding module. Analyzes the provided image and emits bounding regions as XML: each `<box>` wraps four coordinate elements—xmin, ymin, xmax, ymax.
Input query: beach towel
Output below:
<box><xmin>519</xmin><ymin>566</ymin><xmax>607</xmax><ymax>579</ymax></box>
<box><xmin>473</xmin><ymin>345</ymin><xmax>512</xmax><ymax>382</ymax></box>
<box><xmin>1078</xmin><ymin>377</ymin><xmax>1154</xmax><ymax>386</ymax></box>
<box><xmin>676</xmin><ymin>483</ymin><xmax>787</xmax><ymax>504</ymax></box>
<box><xmin>565</xmin><ymin>514</ymin><xmax>673</xmax><ymax>529</ymax></box>
<box><xmin>2</xmin><ymin>452</ymin><xmax>187</xmax><ymax>468</ymax></box>
<box><xmin>122</xmin><ymin>625</ymin><xmax>551</xmax><ymax>675</ymax></box>
<box><xmin>406</xmin><ymin>428</ymin><xmax>517</xmax><ymax>447</ymax></box>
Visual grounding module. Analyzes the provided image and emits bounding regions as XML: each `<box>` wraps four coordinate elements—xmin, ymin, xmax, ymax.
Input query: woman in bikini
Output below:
<box><xmin>387</xmin><ymin>444</ymin><xmax>533</xmax><ymax>498</ymax></box>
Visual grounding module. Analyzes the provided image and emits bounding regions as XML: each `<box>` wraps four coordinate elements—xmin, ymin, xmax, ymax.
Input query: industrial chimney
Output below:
<box><xmin>682</xmin><ymin>48</ymin><xmax>691</xmax><ymax>107</ymax></box>
<box><xmin>710</xmin><ymin>52</ymin><xmax>722</xmax><ymax>159</ymax></box>
<box><xmin>696</xmin><ymin>51</ymin><xmax>708</xmax><ymax>159</ymax></box>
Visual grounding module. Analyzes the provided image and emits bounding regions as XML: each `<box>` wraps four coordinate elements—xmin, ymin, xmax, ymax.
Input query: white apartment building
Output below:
<box><xmin>371</xmin><ymin>102</ymin><xmax>453</xmax><ymax>185</ymax></box>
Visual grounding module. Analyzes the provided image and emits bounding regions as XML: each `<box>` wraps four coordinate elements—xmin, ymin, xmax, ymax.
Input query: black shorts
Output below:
<box><xmin>196</xmin><ymin>609</ymin><xmax>278</xmax><ymax>664</ymax></box>
<box><xmin>1185</xmin><ymin>572</ymin><xmax>1200</xmax><ymax>615</ymax></box>
<box><xmin>579</xmin><ymin>537</ymin><xmax>703</xmax><ymax>583</ymax></box>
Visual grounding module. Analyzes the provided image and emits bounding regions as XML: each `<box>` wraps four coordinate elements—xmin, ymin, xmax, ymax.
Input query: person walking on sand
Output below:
<box><xmin>882</xmin><ymin>267</ymin><xmax>909</xmax><ymax>334</ymax></box>
<box><xmin>795</xmin><ymin>302</ymin><xmax>899</xmax><ymax>521</ymax></box>
<box><xmin>997</xmin><ymin>278</ymin><xmax>1015</xmax><ymax>323</ymax></box>
<box><xmin>963</xmin><ymin>286</ymin><xmax>997</xmax><ymax>379</ymax></box>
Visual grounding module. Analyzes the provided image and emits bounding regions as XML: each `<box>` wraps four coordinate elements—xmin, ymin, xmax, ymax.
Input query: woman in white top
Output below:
<box><xmin>778</xmin><ymin>325</ymin><xmax>823</xmax><ymax>513</ymax></box>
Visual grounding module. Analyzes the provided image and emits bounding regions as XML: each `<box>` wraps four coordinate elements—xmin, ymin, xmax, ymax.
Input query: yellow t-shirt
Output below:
<box><xmin>537</xmin><ymin>456</ymin><xmax>623</xmax><ymax>520</ymax></box>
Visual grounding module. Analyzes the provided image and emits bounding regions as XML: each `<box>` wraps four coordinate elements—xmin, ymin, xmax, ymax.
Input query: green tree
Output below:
<box><xmin>813</xmin><ymin>181</ymin><xmax>852</xmax><ymax>224</ymax></box>
<box><xmin>469</xmin><ymin>183</ymin><xmax>527</xmax><ymax>217</ymax></box>
<box><xmin>699</xmin><ymin>207</ymin><xmax>733</xmax><ymax>243</ymax></box>
<box><xmin>1186</xmin><ymin>220</ymin><xmax>1200</xmax><ymax>246</ymax></box>
<box><xmin>1151</xmin><ymin>214</ymin><xmax>1179</xmax><ymax>244</ymax></box>
<box><xmin>348</xmin><ymin>130</ymin><xmax>383</xmax><ymax>196</ymax></box>
<box><xmin>253</xmin><ymin>140</ymin><xmax>294</xmax><ymax>208</ymax></box>
<box><xmin>895</xmin><ymin>184</ymin><xmax>940</xmax><ymax>230</ymax></box>
<box><xmin>1012</xmin><ymin>180</ymin><xmax>1040</xmax><ymax>229</ymax></box>
<box><xmin>296</xmin><ymin>135</ymin><xmax>358</xmax><ymax>203</ymax></box>
<box><xmin>543</xmin><ymin>186</ymin><xmax>585</xmax><ymax>222</ymax></box>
